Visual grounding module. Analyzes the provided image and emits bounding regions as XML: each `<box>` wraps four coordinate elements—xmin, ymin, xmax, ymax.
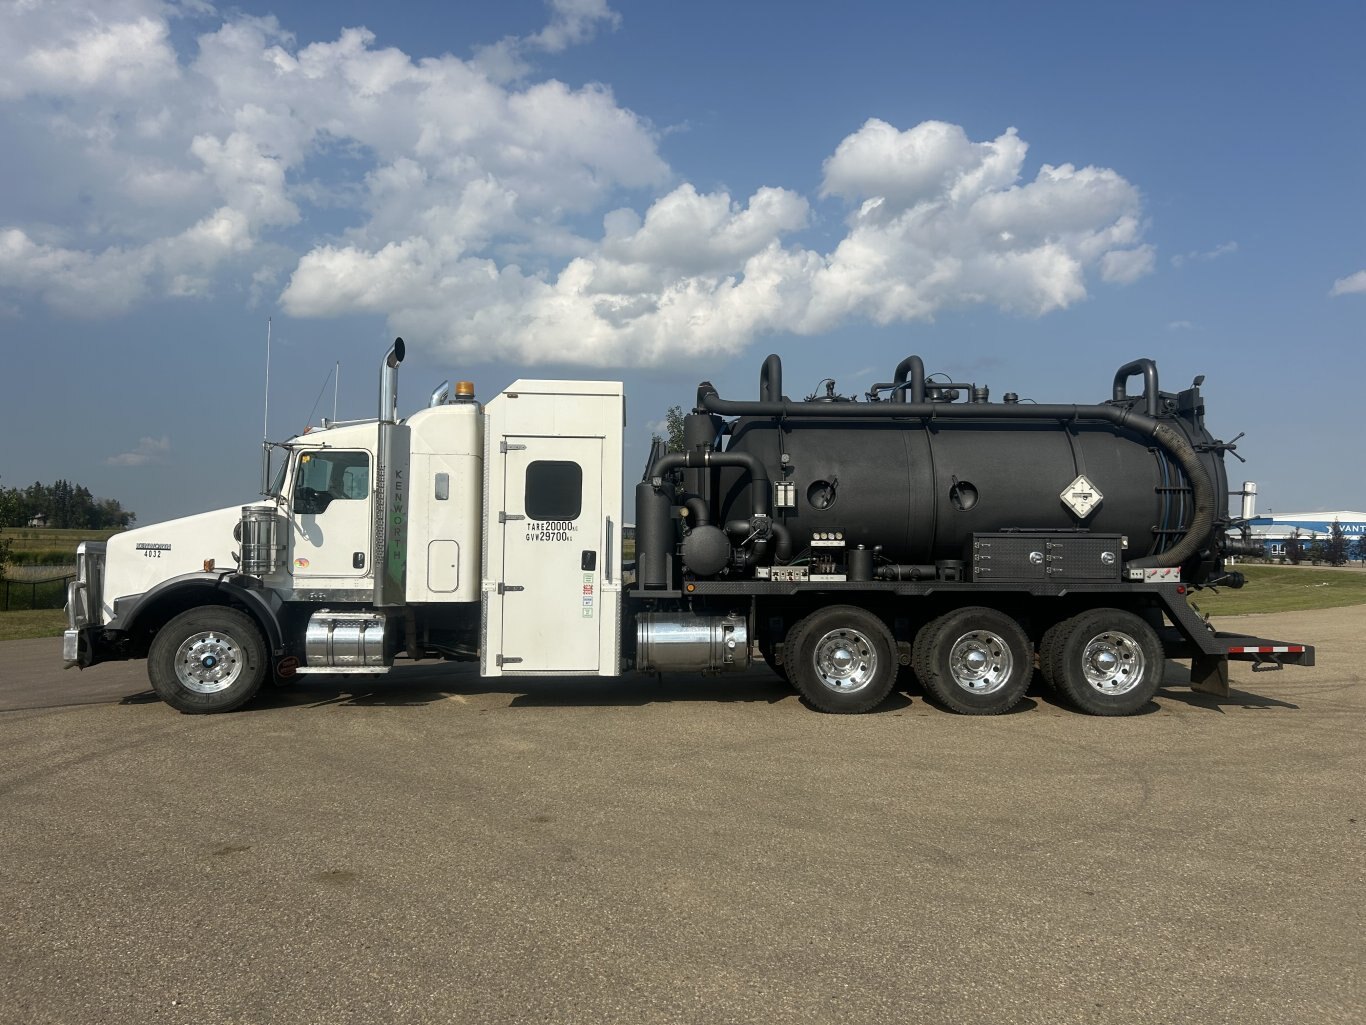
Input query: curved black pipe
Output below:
<box><xmin>769</xmin><ymin>520</ymin><xmax>793</xmax><ymax>563</ymax></box>
<box><xmin>760</xmin><ymin>354</ymin><xmax>783</xmax><ymax>402</ymax></box>
<box><xmin>723</xmin><ymin>517</ymin><xmax>794</xmax><ymax>564</ymax></box>
<box><xmin>681</xmin><ymin>495</ymin><xmax>710</xmax><ymax>527</ymax></box>
<box><xmin>695</xmin><ymin>385</ymin><xmax>1214</xmax><ymax>569</ymax></box>
<box><xmin>651</xmin><ymin>450</ymin><xmax>771</xmax><ymax>519</ymax></box>
<box><xmin>1112</xmin><ymin>358</ymin><xmax>1159</xmax><ymax>417</ymax></box>
<box><xmin>892</xmin><ymin>355</ymin><xmax>926</xmax><ymax>404</ymax></box>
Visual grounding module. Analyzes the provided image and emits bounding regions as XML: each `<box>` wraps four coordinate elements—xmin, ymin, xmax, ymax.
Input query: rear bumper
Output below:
<box><xmin>1220</xmin><ymin>635</ymin><xmax>1315</xmax><ymax>667</ymax></box>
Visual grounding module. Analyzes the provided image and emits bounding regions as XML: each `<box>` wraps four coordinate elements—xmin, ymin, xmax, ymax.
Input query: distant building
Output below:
<box><xmin>1246</xmin><ymin>511</ymin><xmax>1366</xmax><ymax>559</ymax></box>
<box><xmin>27</xmin><ymin>513</ymin><xmax>47</xmax><ymax>528</ymax></box>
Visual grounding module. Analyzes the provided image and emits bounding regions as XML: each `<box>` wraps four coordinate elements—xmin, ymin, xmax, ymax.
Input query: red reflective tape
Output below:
<box><xmin>1227</xmin><ymin>646</ymin><xmax>1305</xmax><ymax>654</ymax></box>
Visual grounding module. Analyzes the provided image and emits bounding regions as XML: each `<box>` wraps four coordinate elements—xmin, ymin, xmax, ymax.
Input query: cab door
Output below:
<box><xmin>498</xmin><ymin>437</ymin><xmax>602</xmax><ymax>673</ymax></box>
<box><xmin>290</xmin><ymin>448</ymin><xmax>373</xmax><ymax>592</ymax></box>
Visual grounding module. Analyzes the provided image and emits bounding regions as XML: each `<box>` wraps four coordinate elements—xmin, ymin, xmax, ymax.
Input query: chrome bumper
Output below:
<box><xmin>63</xmin><ymin>541</ymin><xmax>107</xmax><ymax>668</ymax></box>
<box><xmin>63</xmin><ymin>628</ymin><xmax>80</xmax><ymax>665</ymax></box>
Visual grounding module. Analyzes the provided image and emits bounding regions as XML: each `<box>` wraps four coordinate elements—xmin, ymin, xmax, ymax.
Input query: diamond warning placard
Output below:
<box><xmin>1061</xmin><ymin>474</ymin><xmax>1103</xmax><ymax>518</ymax></box>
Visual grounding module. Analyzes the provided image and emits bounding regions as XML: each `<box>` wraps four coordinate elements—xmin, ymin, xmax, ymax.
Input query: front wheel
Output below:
<box><xmin>788</xmin><ymin>605</ymin><xmax>897</xmax><ymax>714</ymax></box>
<box><xmin>1049</xmin><ymin>609</ymin><xmax>1164</xmax><ymax>716</ymax></box>
<box><xmin>148</xmin><ymin>607</ymin><xmax>268</xmax><ymax>714</ymax></box>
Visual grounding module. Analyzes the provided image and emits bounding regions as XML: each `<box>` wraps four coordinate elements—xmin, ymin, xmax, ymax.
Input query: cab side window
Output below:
<box><xmin>294</xmin><ymin>451</ymin><xmax>370</xmax><ymax>514</ymax></box>
<box><xmin>525</xmin><ymin>460</ymin><xmax>582</xmax><ymax>521</ymax></box>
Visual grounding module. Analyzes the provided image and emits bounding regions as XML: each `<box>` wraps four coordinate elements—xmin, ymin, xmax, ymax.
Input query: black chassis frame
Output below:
<box><xmin>627</xmin><ymin>579</ymin><xmax>1315</xmax><ymax>683</ymax></box>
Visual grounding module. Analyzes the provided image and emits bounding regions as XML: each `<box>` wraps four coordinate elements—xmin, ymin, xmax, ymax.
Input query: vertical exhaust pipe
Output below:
<box><xmin>379</xmin><ymin>337</ymin><xmax>406</xmax><ymax>423</ymax></box>
<box><xmin>1241</xmin><ymin>481</ymin><xmax>1257</xmax><ymax>520</ymax></box>
<box><xmin>374</xmin><ymin>337</ymin><xmax>410</xmax><ymax>607</ymax></box>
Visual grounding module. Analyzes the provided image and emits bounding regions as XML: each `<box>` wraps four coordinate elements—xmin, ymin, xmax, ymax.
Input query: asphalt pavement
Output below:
<box><xmin>0</xmin><ymin>607</ymin><xmax>1361</xmax><ymax>1025</ymax></box>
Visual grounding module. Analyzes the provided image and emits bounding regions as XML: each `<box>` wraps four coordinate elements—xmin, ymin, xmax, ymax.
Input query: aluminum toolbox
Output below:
<box><xmin>969</xmin><ymin>532</ymin><xmax>1125</xmax><ymax>583</ymax></box>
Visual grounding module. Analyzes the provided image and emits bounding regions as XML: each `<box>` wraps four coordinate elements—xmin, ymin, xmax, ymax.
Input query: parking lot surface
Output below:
<box><xmin>1</xmin><ymin>607</ymin><xmax>1361</xmax><ymax>1025</ymax></box>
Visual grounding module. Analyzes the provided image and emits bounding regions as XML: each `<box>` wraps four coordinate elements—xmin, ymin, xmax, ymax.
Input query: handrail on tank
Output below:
<box><xmin>1112</xmin><ymin>358</ymin><xmax>1159</xmax><ymax>418</ymax></box>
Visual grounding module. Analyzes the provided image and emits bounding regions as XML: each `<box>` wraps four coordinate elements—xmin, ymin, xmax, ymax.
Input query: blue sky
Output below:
<box><xmin>1</xmin><ymin>0</ymin><xmax>1362</xmax><ymax>524</ymax></box>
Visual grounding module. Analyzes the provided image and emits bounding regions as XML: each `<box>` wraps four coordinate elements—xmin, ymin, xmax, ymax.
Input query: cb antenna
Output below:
<box><xmin>263</xmin><ymin>317</ymin><xmax>272</xmax><ymax>443</ymax></box>
<box><xmin>259</xmin><ymin>317</ymin><xmax>273</xmax><ymax>495</ymax></box>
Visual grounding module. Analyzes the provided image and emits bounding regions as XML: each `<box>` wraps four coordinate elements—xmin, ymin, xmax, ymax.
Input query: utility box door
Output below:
<box><xmin>499</xmin><ymin>437</ymin><xmax>603</xmax><ymax>673</ymax></box>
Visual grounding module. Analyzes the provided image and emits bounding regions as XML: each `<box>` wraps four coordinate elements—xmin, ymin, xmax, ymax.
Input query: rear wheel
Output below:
<box><xmin>788</xmin><ymin>605</ymin><xmax>897</xmax><ymax>714</ymax></box>
<box><xmin>1050</xmin><ymin>609</ymin><xmax>1164</xmax><ymax>716</ymax></box>
<box><xmin>148</xmin><ymin>607</ymin><xmax>268</xmax><ymax>714</ymax></box>
<box><xmin>1037</xmin><ymin>619</ymin><xmax>1070</xmax><ymax>695</ymax></box>
<box><xmin>919</xmin><ymin>606</ymin><xmax>1033</xmax><ymax>715</ymax></box>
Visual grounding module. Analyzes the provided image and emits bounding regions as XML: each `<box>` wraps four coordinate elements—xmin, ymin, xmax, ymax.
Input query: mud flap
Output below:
<box><xmin>1190</xmin><ymin>653</ymin><xmax>1230</xmax><ymax>697</ymax></box>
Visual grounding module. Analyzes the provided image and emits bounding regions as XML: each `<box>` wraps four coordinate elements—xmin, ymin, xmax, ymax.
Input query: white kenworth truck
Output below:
<box><xmin>65</xmin><ymin>338</ymin><xmax>1313</xmax><ymax>715</ymax></box>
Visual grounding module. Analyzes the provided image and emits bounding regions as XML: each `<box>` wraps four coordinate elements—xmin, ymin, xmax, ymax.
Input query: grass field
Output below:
<box><xmin>1190</xmin><ymin>563</ymin><xmax>1366</xmax><ymax>616</ymax></box>
<box><xmin>2</xmin><ymin>526</ymin><xmax>119</xmax><ymax>562</ymax></box>
<box><xmin>0</xmin><ymin>609</ymin><xmax>66</xmax><ymax>642</ymax></box>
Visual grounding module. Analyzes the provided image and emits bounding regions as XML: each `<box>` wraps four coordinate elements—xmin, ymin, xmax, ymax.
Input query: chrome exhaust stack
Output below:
<box><xmin>378</xmin><ymin>337</ymin><xmax>406</xmax><ymax>423</ymax></box>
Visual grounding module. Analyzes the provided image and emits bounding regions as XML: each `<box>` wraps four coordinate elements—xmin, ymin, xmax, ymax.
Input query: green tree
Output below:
<box><xmin>0</xmin><ymin>476</ymin><xmax>18</xmax><ymax>529</ymax></box>
<box><xmin>0</xmin><ymin>477</ymin><xmax>12</xmax><ymax>579</ymax></box>
<box><xmin>651</xmin><ymin>405</ymin><xmax>687</xmax><ymax>453</ymax></box>
<box><xmin>1326</xmin><ymin>518</ymin><xmax>1349</xmax><ymax>566</ymax></box>
<box><xmin>1354</xmin><ymin>532</ymin><xmax>1366</xmax><ymax>566</ymax></box>
<box><xmin>0</xmin><ymin>479</ymin><xmax>134</xmax><ymax>530</ymax></box>
<box><xmin>1307</xmin><ymin>532</ymin><xmax>1328</xmax><ymax>565</ymax></box>
<box><xmin>1285</xmin><ymin>527</ymin><xmax>1303</xmax><ymax>565</ymax></box>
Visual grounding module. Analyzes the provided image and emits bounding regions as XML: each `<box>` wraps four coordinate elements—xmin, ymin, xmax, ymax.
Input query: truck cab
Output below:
<box><xmin>64</xmin><ymin>340</ymin><xmax>624</xmax><ymax>712</ymax></box>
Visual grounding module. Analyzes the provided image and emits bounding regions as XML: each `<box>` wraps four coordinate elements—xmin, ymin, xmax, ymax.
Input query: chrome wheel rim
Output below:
<box><xmin>947</xmin><ymin>629</ymin><xmax>1013</xmax><ymax>695</ymax></box>
<box><xmin>811</xmin><ymin>628</ymin><xmax>878</xmax><ymax>694</ymax></box>
<box><xmin>1081</xmin><ymin>630</ymin><xmax>1145</xmax><ymax>695</ymax></box>
<box><xmin>174</xmin><ymin>631</ymin><xmax>244</xmax><ymax>694</ymax></box>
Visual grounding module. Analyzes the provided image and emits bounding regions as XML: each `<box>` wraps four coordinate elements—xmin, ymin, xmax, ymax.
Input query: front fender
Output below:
<box><xmin>114</xmin><ymin>573</ymin><xmax>287</xmax><ymax>654</ymax></box>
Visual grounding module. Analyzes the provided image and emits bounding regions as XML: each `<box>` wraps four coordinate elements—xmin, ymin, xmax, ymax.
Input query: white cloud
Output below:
<box><xmin>1101</xmin><ymin>245</ymin><xmax>1156</xmax><ymax>284</ymax></box>
<box><xmin>2</xmin><ymin>4</ymin><xmax>1155</xmax><ymax>365</ymax></box>
<box><xmin>1171</xmin><ymin>240</ymin><xmax>1238</xmax><ymax>268</ymax></box>
<box><xmin>531</xmin><ymin>0</ymin><xmax>621</xmax><ymax>53</ymax></box>
<box><xmin>821</xmin><ymin>120</ymin><xmax>1023</xmax><ymax>207</ymax></box>
<box><xmin>1329</xmin><ymin>270</ymin><xmax>1366</xmax><ymax>296</ymax></box>
<box><xmin>1</xmin><ymin>1</ymin><xmax>665</xmax><ymax>321</ymax></box>
<box><xmin>473</xmin><ymin>0</ymin><xmax>620</xmax><ymax>81</ymax></box>
<box><xmin>107</xmin><ymin>435</ymin><xmax>171</xmax><ymax>467</ymax></box>
<box><xmin>0</xmin><ymin>1</ymin><xmax>181</xmax><ymax>100</ymax></box>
